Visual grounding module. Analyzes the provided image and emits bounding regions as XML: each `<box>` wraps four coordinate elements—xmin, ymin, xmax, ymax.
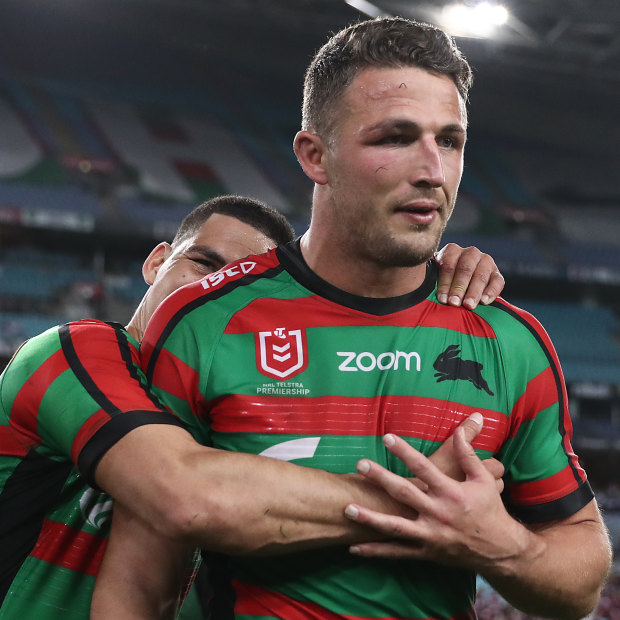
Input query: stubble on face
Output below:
<box><xmin>324</xmin><ymin>68</ymin><xmax>464</xmax><ymax>271</ymax></box>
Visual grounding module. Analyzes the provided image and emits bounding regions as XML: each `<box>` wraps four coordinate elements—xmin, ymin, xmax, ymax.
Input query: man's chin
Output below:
<box><xmin>379</xmin><ymin>232</ymin><xmax>440</xmax><ymax>267</ymax></box>
<box><xmin>375</xmin><ymin>244</ymin><xmax>437</xmax><ymax>268</ymax></box>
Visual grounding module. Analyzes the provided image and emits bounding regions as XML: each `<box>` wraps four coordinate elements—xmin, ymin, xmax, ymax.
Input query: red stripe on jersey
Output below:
<box><xmin>497</xmin><ymin>300</ymin><xmax>582</xmax><ymax>483</ymax></box>
<box><xmin>211</xmin><ymin>395</ymin><xmax>507</xmax><ymax>453</ymax></box>
<box><xmin>142</xmin><ymin>249</ymin><xmax>281</xmax><ymax>367</ymax></box>
<box><xmin>71</xmin><ymin>409</ymin><xmax>111</xmax><ymax>465</ymax></box>
<box><xmin>233</xmin><ymin>579</ymin><xmax>475</xmax><ymax>620</ymax></box>
<box><xmin>507</xmin><ymin>463</ymin><xmax>586</xmax><ymax>505</ymax></box>
<box><xmin>30</xmin><ymin>518</ymin><xmax>107</xmax><ymax>576</ymax></box>
<box><xmin>225</xmin><ymin>297</ymin><xmax>497</xmax><ymax>338</ymax></box>
<box><xmin>0</xmin><ymin>426</ymin><xmax>32</xmax><ymax>457</ymax></box>
<box><xmin>67</xmin><ymin>322</ymin><xmax>157</xmax><ymax>413</ymax></box>
<box><xmin>151</xmin><ymin>348</ymin><xmax>208</xmax><ymax>414</ymax></box>
<box><xmin>9</xmin><ymin>348</ymin><xmax>68</xmax><ymax>450</ymax></box>
<box><xmin>508</xmin><ymin>366</ymin><xmax>558</xmax><ymax>438</ymax></box>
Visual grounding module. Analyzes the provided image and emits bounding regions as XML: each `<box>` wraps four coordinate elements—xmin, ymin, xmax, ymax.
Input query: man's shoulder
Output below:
<box><xmin>145</xmin><ymin>248</ymin><xmax>289</xmax><ymax>335</ymax></box>
<box><xmin>473</xmin><ymin>297</ymin><xmax>550</xmax><ymax>342</ymax></box>
<box><xmin>472</xmin><ymin>298</ymin><xmax>561</xmax><ymax>378</ymax></box>
<box><xmin>1</xmin><ymin>320</ymin><xmax>138</xmax><ymax>399</ymax></box>
<box><xmin>5</xmin><ymin>319</ymin><xmax>122</xmax><ymax>368</ymax></box>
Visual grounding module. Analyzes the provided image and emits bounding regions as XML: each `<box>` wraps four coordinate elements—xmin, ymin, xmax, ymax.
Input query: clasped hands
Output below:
<box><xmin>345</xmin><ymin>413</ymin><xmax>520</xmax><ymax>574</ymax></box>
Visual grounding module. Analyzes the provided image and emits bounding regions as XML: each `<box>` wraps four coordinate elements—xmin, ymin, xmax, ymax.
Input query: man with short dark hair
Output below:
<box><xmin>97</xmin><ymin>16</ymin><xmax>610</xmax><ymax>620</ymax></box>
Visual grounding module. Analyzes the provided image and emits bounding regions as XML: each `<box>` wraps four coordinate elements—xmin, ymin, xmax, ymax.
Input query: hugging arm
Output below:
<box><xmin>91</xmin><ymin>415</ymin><xmax>498</xmax><ymax>619</ymax></box>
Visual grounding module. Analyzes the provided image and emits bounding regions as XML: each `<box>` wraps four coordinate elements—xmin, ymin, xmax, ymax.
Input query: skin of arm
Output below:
<box><xmin>344</xmin><ymin>431</ymin><xmax>612</xmax><ymax>620</ymax></box>
<box><xmin>95</xmin><ymin>424</ymin><xmax>406</xmax><ymax>555</ymax></box>
<box><xmin>90</xmin><ymin>503</ymin><xmax>192</xmax><ymax>620</ymax></box>
<box><xmin>91</xmin><ymin>415</ymin><xmax>504</xmax><ymax>619</ymax></box>
<box><xmin>95</xmin><ymin>412</ymin><xmax>496</xmax><ymax>554</ymax></box>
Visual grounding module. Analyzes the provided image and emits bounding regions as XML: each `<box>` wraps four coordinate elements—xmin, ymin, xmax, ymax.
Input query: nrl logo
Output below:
<box><xmin>256</xmin><ymin>327</ymin><xmax>309</xmax><ymax>380</ymax></box>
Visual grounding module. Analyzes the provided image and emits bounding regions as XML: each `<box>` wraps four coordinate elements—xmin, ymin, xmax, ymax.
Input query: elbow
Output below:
<box><xmin>152</xmin><ymin>494</ymin><xmax>209</xmax><ymax>542</ymax></box>
<box><xmin>146</xmin><ymin>484</ymin><xmax>213</xmax><ymax>542</ymax></box>
<box><xmin>549</xmin><ymin>550</ymin><xmax>612</xmax><ymax>620</ymax></box>
<box><xmin>554</xmin><ymin>593</ymin><xmax>604</xmax><ymax>620</ymax></box>
<box><xmin>148</xmin><ymin>483</ymin><xmax>251</xmax><ymax>554</ymax></box>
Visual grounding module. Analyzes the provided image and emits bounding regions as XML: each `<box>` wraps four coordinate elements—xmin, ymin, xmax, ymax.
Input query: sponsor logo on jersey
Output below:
<box><xmin>433</xmin><ymin>344</ymin><xmax>494</xmax><ymax>395</ymax></box>
<box><xmin>256</xmin><ymin>327</ymin><xmax>309</xmax><ymax>380</ymax></box>
<box><xmin>257</xmin><ymin>380</ymin><xmax>310</xmax><ymax>396</ymax></box>
<box><xmin>259</xmin><ymin>437</ymin><xmax>320</xmax><ymax>461</ymax></box>
<box><xmin>200</xmin><ymin>261</ymin><xmax>256</xmax><ymax>290</ymax></box>
<box><xmin>337</xmin><ymin>350</ymin><xmax>421</xmax><ymax>372</ymax></box>
<box><xmin>79</xmin><ymin>488</ymin><xmax>114</xmax><ymax>530</ymax></box>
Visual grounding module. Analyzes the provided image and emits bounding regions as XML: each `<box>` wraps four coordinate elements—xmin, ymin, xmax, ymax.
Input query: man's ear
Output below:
<box><xmin>293</xmin><ymin>130</ymin><xmax>329</xmax><ymax>185</ymax></box>
<box><xmin>142</xmin><ymin>242</ymin><xmax>172</xmax><ymax>285</ymax></box>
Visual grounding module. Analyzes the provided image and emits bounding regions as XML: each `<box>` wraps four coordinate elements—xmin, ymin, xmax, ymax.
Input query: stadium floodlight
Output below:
<box><xmin>344</xmin><ymin>0</ymin><xmax>391</xmax><ymax>18</ymax></box>
<box><xmin>439</xmin><ymin>2</ymin><xmax>509</xmax><ymax>38</ymax></box>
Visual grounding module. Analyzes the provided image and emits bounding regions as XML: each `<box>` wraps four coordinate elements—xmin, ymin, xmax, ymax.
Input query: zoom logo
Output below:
<box><xmin>337</xmin><ymin>350</ymin><xmax>421</xmax><ymax>372</ymax></box>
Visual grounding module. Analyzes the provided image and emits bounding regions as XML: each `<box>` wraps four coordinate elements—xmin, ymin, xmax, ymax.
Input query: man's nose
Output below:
<box><xmin>412</xmin><ymin>137</ymin><xmax>445</xmax><ymax>187</ymax></box>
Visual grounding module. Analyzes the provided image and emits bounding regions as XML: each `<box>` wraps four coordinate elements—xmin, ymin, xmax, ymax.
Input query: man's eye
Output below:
<box><xmin>438</xmin><ymin>136</ymin><xmax>458</xmax><ymax>149</ymax></box>
<box><xmin>193</xmin><ymin>259</ymin><xmax>217</xmax><ymax>271</ymax></box>
<box><xmin>380</xmin><ymin>134</ymin><xmax>409</xmax><ymax>145</ymax></box>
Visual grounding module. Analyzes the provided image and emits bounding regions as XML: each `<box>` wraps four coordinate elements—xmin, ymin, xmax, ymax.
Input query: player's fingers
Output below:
<box><xmin>427</xmin><ymin>412</ymin><xmax>483</xmax><ymax>482</ymax></box>
<box><xmin>482</xmin><ymin>457</ymin><xmax>504</xmax><ymax>480</ymax></box>
<box><xmin>380</xmin><ymin>435</ymin><xmax>453</xmax><ymax>495</ymax></box>
<box><xmin>355</xmin><ymin>456</ymin><xmax>434</xmax><ymax>514</ymax></box>
<box><xmin>349</xmin><ymin>540</ymin><xmax>423</xmax><ymax>559</ymax></box>
<box><xmin>435</xmin><ymin>243</ymin><xmax>464</xmax><ymax>304</ymax></box>
<box><xmin>458</xmin><ymin>411</ymin><xmax>484</xmax><ymax>443</ymax></box>
<box><xmin>482</xmin><ymin>458</ymin><xmax>505</xmax><ymax>493</ymax></box>
<box><xmin>479</xmin><ymin>269</ymin><xmax>505</xmax><ymax>306</ymax></box>
<box><xmin>452</xmin><ymin>425</ymin><xmax>488</xmax><ymax>480</ymax></box>
<box><xmin>344</xmin><ymin>503</ymin><xmax>427</xmax><ymax>542</ymax></box>
<box><xmin>461</xmin><ymin>253</ymin><xmax>504</xmax><ymax>308</ymax></box>
<box><xmin>445</xmin><ymin>246</ymin><xmax>487</xmax><ymax>308</ymax></box>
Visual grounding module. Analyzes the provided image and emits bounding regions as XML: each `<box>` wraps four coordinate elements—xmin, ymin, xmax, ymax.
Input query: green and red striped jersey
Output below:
<box><xmin>0</xmin><ymin>319</ymin><xmax>182</xmax><ymax>619</ymax></box>
<box><xmin>142</xmin><ymin>240</ymin><xmax>592</xmax><ymax>620</ymax></box>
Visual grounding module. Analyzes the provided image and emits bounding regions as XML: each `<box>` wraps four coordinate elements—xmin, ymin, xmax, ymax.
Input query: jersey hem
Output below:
<box><xmin>507</xmin><ymin>480</ymin><xmax>594</xmax><ymax>523</ymax></box>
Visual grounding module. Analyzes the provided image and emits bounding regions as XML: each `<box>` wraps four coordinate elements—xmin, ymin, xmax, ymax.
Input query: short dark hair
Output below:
<box><xmin>302</xmin><ymin>17</ymin><xmax>473</xmax><ymax>138</ymax></box>
<box><xmin>172</xmin><ymin>195</ymin><xmax>295</xmax><ymax>248</ymax></box>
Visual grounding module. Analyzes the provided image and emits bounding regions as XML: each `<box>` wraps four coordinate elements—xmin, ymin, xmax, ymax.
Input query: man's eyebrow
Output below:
<box><xmin>366</xmin><ymin>119</ymin><xmax>466</xmax><ymax>135</ymax></box>
<box><xmin>441</xmin><ymin>124</ymin><xmax>467</xmax><ymax>135</ymax></box>
<box><xmin>367</xmin><ymin>119</ymin><xmax>419</xmax><ymax>133</ymax></box>
<box><xmin>185</xmin><ymin>245</ymin><xmax>227</xmax><ymax>266</ymax></box>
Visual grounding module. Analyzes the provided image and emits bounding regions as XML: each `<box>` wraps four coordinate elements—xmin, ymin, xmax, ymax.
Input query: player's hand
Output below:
<box><xmin>427</xmin><ymin>412</ymin><xmax>504</xmax><ymax>489</ymax></box>
<box><xmin>435</xmin><ymin>243</ymin><xmax>505</xmax><ymax>309</ymax></box>
<box><xmin>345</xmin><ymin>427</ymin><xmax>518</xmax><ymax>569</ymax></box>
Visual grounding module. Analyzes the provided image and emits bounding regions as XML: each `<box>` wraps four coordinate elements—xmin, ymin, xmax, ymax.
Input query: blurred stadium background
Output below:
<box><xmin>1</xmin><ymin>0</ymin><xmax>619</xmax><ymax>616</ymax></box>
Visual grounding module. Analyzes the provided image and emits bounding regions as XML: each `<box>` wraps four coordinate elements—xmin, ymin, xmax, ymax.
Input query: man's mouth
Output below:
<box><xmin>395</xmin><ymin>203</ymin><xmax>439</xmax><ymax>224</ymax></box>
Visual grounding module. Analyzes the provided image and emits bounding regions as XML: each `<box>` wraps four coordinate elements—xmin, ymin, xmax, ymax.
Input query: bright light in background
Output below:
<box><xmin>440</xmin><ymin>2</ymin><xmax>509</xmax><ymax>38</ymax></box>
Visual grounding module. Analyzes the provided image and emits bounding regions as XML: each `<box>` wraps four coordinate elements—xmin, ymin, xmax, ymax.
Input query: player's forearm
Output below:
<box><xmin>91</xmin><ymin>505</ymin><xmax>189</xmax><ymax>620</ymax></box>
<box><xmin>171</xmin><ymin>444</ymin><xmax>405</xmax><ymax>554</ymax></box>
<box><xmin>96</xmin><ymin>425</ymin><xmax>402</xmax><ymax>554</ymax></box>
<box><xmin>482</xmin><ymin>501</ymin><xmax>611</xmax><ymax>620</ymax></box>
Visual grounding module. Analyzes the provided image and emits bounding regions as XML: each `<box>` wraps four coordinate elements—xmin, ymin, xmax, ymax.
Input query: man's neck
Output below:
<box><xmin>299</xmin><ymin>231</ymin><xmax>428</xmax><ymax>298</ymax></box>
<box><xmin>125</xmin><ymin>301</ymin><xmax>147</xmax><ymax>342</ymax></box>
